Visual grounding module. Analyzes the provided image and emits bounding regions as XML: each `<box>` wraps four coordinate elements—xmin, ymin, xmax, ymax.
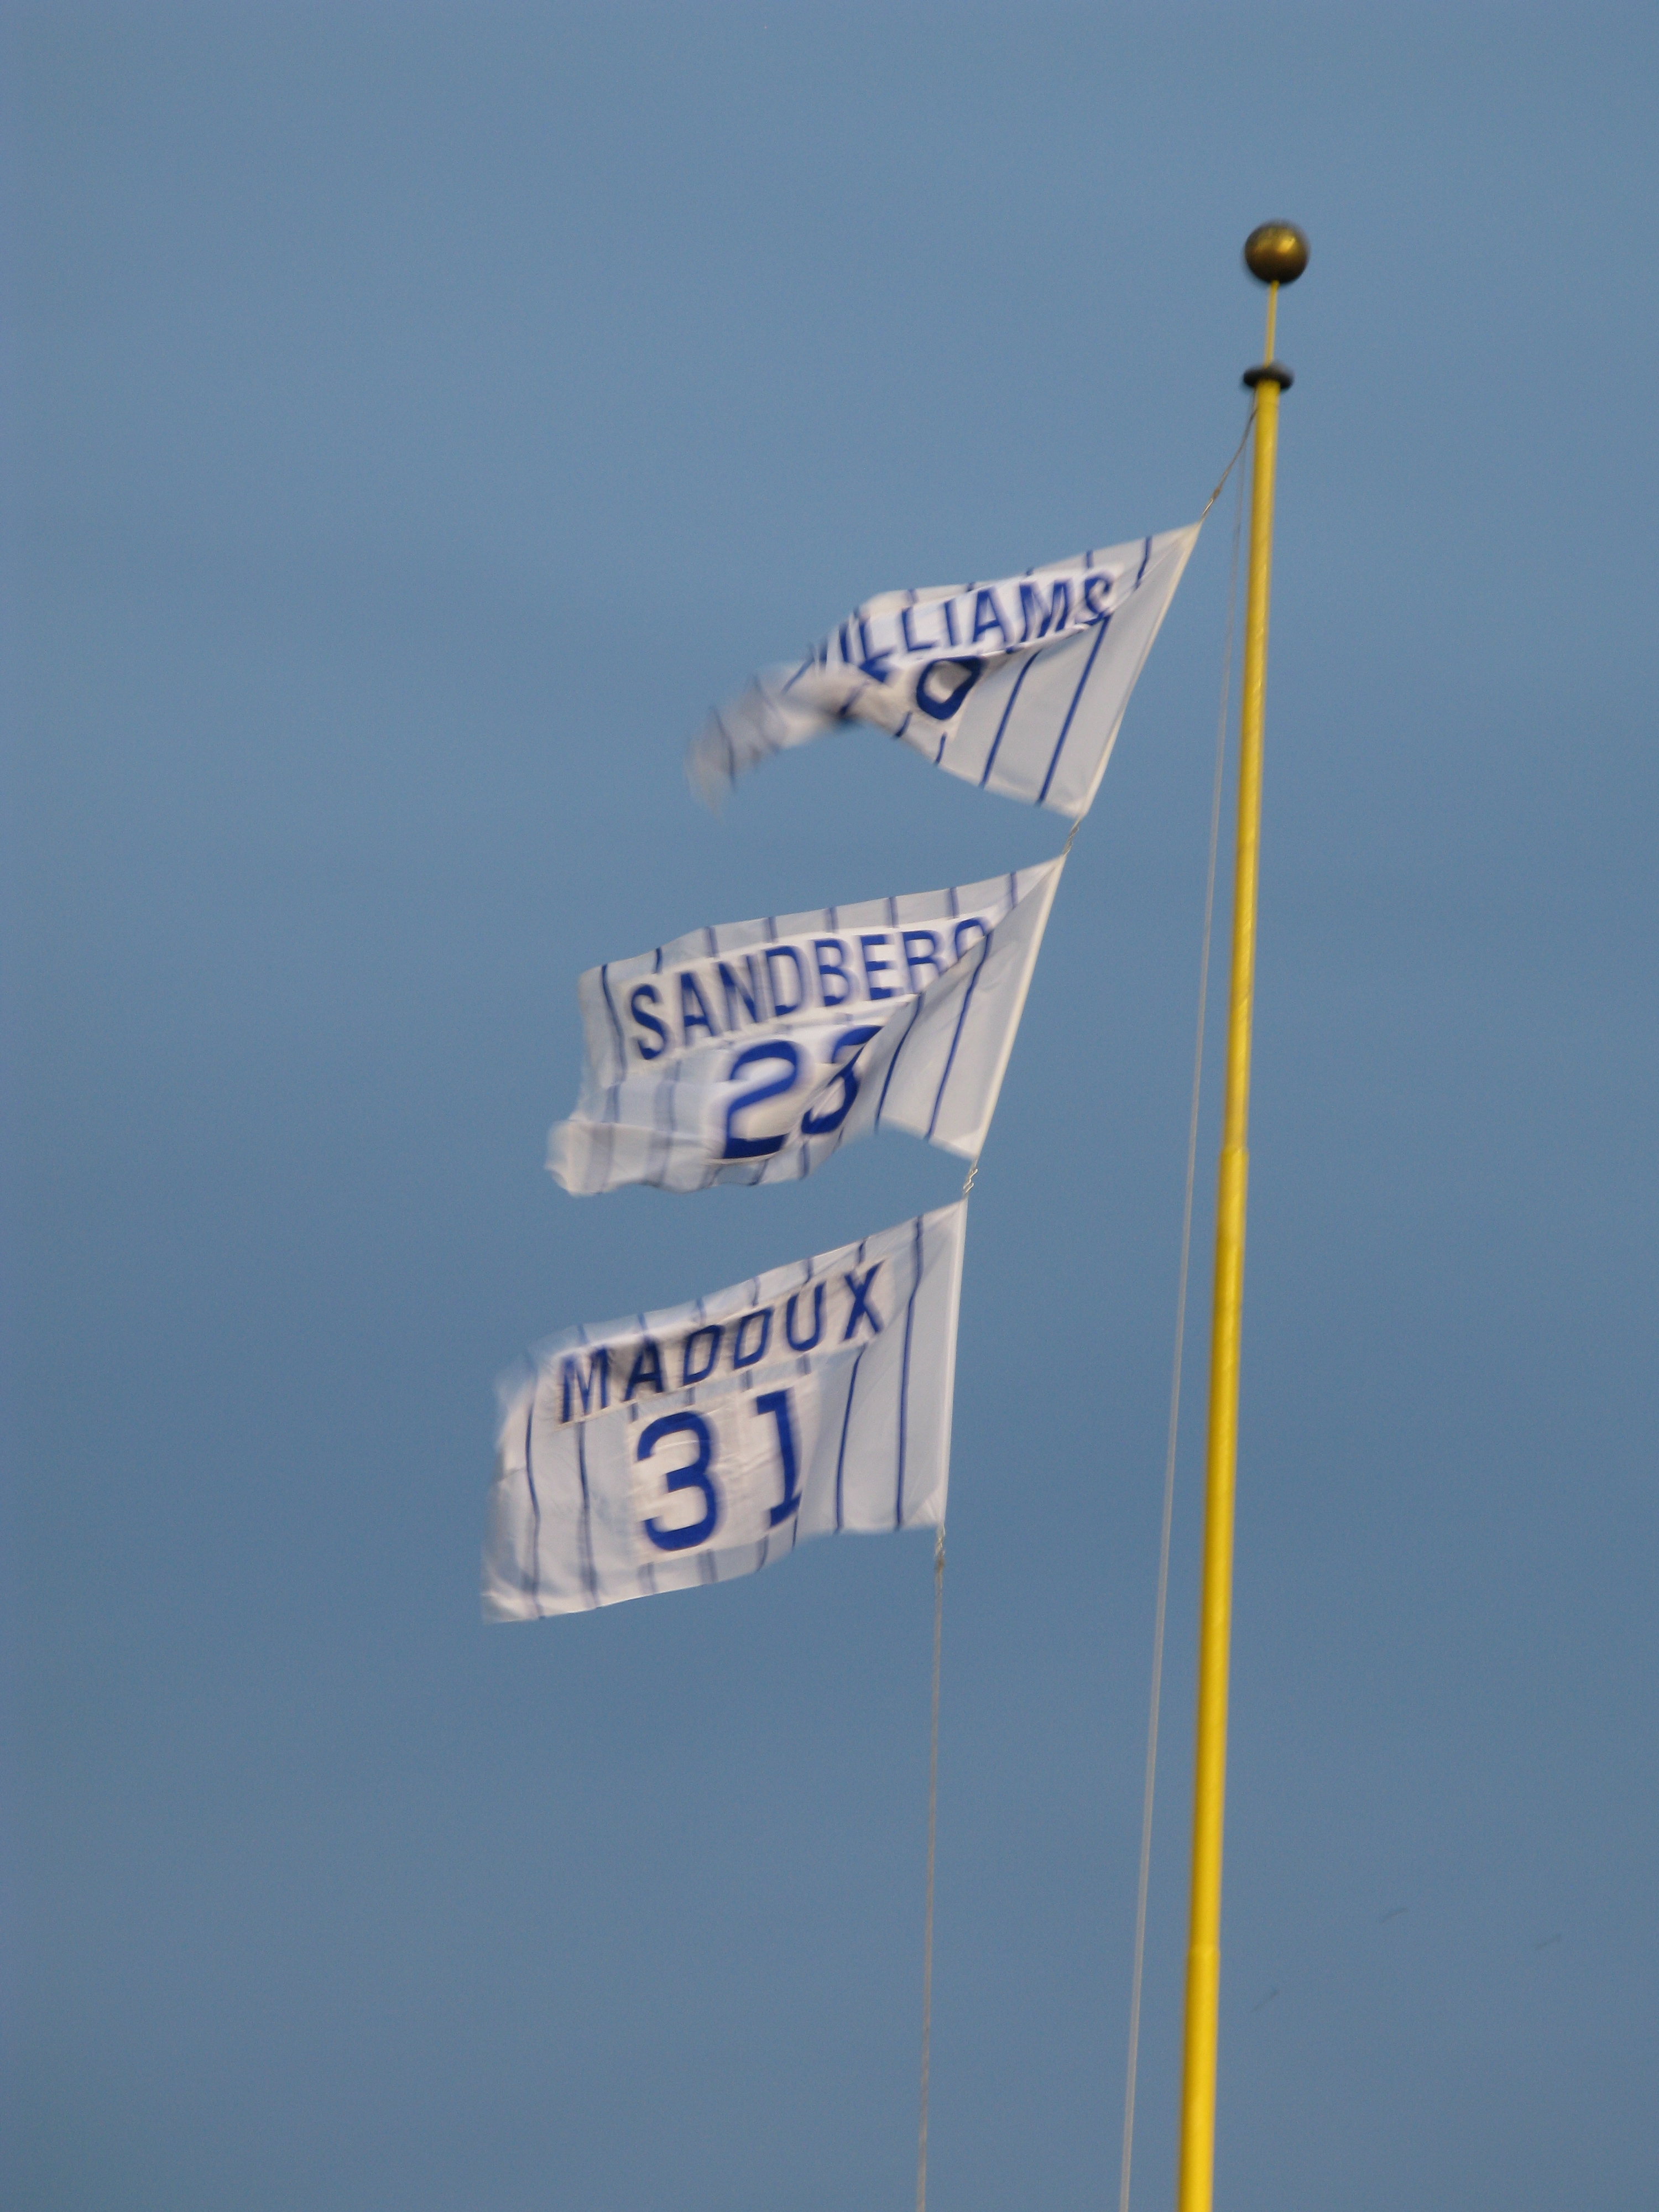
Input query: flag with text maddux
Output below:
<box><xmin>688</xmin><ymin>528</ymin><xmax>1198</xmax><ymax>820</ymax></box>
<box><xmin>550</xmin><ymin>862</ymin><xmax>1062</xmax><ymax>1196</ymax></box>
<box><xmin>483</xmin><ymin>1204</ymin><xmax>965</xmax><ymax>1620</ymax></box>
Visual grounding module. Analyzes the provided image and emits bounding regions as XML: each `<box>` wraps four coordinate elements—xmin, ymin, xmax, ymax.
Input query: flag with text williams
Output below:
<box><xmin>688</xmin><ymin>527</ymin><xmax>1198</xmax><ymax>820</ymax></box>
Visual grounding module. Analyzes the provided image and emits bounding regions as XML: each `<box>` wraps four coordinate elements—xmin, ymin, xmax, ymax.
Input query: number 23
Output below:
<box><xmin>721</xmin><ymin>1026</ymin><xmax>879</xmax><ymax>1160</ymax></box>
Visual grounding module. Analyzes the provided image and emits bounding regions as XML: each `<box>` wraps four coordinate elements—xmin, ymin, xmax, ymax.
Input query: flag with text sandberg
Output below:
<box><xmin>483</xmin><ymin>1204</ymin><xmax>965</xmax><ymax>1620</ymax></box>
<box><xmin>688</xmin><ymin>527</ymin><xmax>1198</xmax><ymax>820</ymax></box>
<box><xmin>550</xmin><ymin>860</ymin><xmax>1063</xmax><ymax>1196</ymax></box>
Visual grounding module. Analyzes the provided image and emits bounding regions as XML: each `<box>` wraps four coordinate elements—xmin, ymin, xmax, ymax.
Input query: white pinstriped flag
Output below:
<box><xmin>549</xmin><ymin>861</ymin><xmax>1063</xmax><ymax>1196</ymax></box>
<box><xmin>483</xmin><ymin>1204</ymin><xmax>965</xmax><ymax>1620</ymax></box>
<box><xmin>688</xmin><ymin>526</ymin><xmax>1199</xmax><ymax>820</ymax></box>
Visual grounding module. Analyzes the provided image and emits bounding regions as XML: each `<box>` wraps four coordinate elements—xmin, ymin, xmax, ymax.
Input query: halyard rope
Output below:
<box><xmin>1117</xmin><ymin>427</ymin><xmax>1249</xmax><ymax>2212</ymax></box>
<box><xmin>1197</xmin><ymin>407</ymin><xmax>1255</xmax><ymax>526</ymax></box>
<box><xmin>916</xmin><ymin>1524</ymin><xmax>946</xmax><ymax>2212</ymax></box>
<box><xmin>916</xmin><ymin>1153</ymin><xmax>976</xmax><ymax>2208</ymax></box>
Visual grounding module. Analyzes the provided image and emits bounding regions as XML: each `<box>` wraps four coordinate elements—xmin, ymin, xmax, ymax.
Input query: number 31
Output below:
<box><xmin>638</xmin><ymin>1390</ymin><xmax>801</xmax><ymax>1551</ymax></box>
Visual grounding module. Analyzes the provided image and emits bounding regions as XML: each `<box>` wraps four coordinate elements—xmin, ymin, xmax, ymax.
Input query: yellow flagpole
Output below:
<box><xmin>1175</xmin><ymin>221</ymin><xmax>1308</xmax><ymax>2212</ymax></box>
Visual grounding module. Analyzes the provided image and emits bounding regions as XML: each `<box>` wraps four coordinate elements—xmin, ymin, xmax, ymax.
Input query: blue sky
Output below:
<box><xmin>4</xmin><ymin>7</ymin><xmax>1656</xmax><ymax>2208</ymax></box>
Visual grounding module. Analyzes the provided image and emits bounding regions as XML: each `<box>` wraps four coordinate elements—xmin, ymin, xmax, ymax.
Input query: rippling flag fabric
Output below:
<box><xmin>549</xmin><ymin>862</ymin><xmax>1063</xmax><ymax>1195</ymax></box>
<box><xmin>688</xmin><ymin>527</ymin><xmax>1198</xmax><ymax>820</ymax></box>
<box><xmin>483</xmin><ymin>1204</ymin><xmax>965</xmax><ymax>1620</ymax></box>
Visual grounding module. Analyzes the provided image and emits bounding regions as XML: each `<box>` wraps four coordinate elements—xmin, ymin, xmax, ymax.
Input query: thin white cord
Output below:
<box><xmin>916</xmin><ymin>1525</ymin><xmax>946</xmax><ymax>2212</ymax></box>
<box><xmin>1196</xmin><ymin>410</ymin><xmax>1254</xmax><ymax>526</ymax></box>
<box><xmin>1116</xmin><ymin>431</ymin><xmax>1249</xmax><ymax>2212</ymax></box>
<box><xmin>916</xmin><ymin>1036</ymin><xmax>983</xmax><ymax>2200</ymax></box>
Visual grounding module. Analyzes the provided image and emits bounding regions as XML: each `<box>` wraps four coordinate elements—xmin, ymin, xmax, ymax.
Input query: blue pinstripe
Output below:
<box><xmin>575</xmin><ymin>1419</ymin><xmax>598</xmax><ymax>1608</ymax></box>
<box><xmin>894</xmin><ymin>1215</ymin><xmax>924</xmax><ymax>1526</ymax></box>
<box><xmin>834</xmin><ymin>1347</ymin><xmax>868</xmax><ymax>1530</ymax></box>
<box><xmin>523</xmin><ymin>1394</ymin><xmax>541</xmax><ymax>1610</ymax></box>
<box><xmin>599</xmin><ymin>964</ymin><xmax>627</xmax><ymax>1069</ymax></box>
<box><xmin>874</xmin><ymin>995</ymin><xmax>925</xmax><ymax>1126</ymax></box>
<box><xmin>978</xmin><ymin>649</ymin><xmax>1040</xmax><ymax>787</ymax></box>
<box><xmin>1036</xmin><ymin>617</ymin><xmax>1110</xmax><ymax>807</ymax></box>
<box><xmin>925</xmin><ymin>930</ymin><xmax>992</xmax><ymax>1139</ymax></box>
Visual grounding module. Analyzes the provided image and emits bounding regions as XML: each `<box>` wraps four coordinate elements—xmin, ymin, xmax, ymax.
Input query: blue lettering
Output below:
<box><xmin>1019</xmin><ymin>577</ymin><xmax>1071</xmax><ymax>641</ymax></box>
<box><xmin>814</xmin><ymin>937</ymin><xmax>852</xmax><ymax>1006</ymax></box>
<box><xmin>1083</xmin><ymin>572</ymin><xmax>1115</xmax><ymax>621</ymax></box>
<box><xmin>755</xmin><ymin>1389</ymin><xmax>801</xmax><ymax>1527</ymax></box>
<box><xmin>842</xmin><ymin>1263</ymin><xmax>885</xmax><ymax>1341</ymax></box>
<box><xmin>721</xmin><ymin>1040</ymin><xmax>801</xmax><ymax>1160</ymax></box>
<box><xmin>857</xmin><ymin>617</ymin><xmax>894</xmax><ymax>684</ymax></box>
<box><xmin>679</xmin><ymin>972</ymin><xmax>717</xmax><ymax>1044</ymax></box>
<box><xmin>971</xmin><ymin>587</ymin><xmax>1013</xmax><ymax>647</ymax></box>
<box><xmin>765</xmin><ymin>945</ymin><xmax>805</xmax><ymax>1019</ymax></box>
<box><xmin>784</xmin><ymin>1284</ymin><xmax>824</xmax><ymax>1351</ymax></box>
<box><xmin>800</xmin><ymin>1024</ymin><xmax>878</xmax><ymax>1138</ymax></box>
<box><xmin>912</xmin><ymin>658</ymin><xmax>982</xmax><ymax>722</ymax></box>
<box><xmin>732</xmin><ymin>1309</ymin><xmax>773</xmax><ymax>1369</ymax></box>
<box><xmin>953</xmin><ymin>917</ymin><xmax>989</xmax><ymax>960</ymax></box>
<box><xmin>639</xmin><ymin>1412</ymin><xmax>718</xmax><ymax>1552</ymax></box>
<box><xmin>628</xmin><ymin>982</ymin><xmax>667</xmax><ymax>1061</ymax></box>
<box><xmin>942</xmin><ymin>596</ymin><xmax>959</xmax><ymax>647</ymax></box>
<box><xmin>623</xmin><ymin>1338</ymin><xmax>665</xmax><ymax>1400</ymax></box>
<box><xmin>900</xmin><ymin>604</ymin><xmax>938</xmax><ymax>654</ymax></box>
<box><xmin>559</xmin><ymin>1348</ymin><xmax>609</xmax><ymax>1423</ymax></box>
<box><xmin>681</xmin><ymin>1325</ymin><xmax>723</xmax><ymax>1386</ymax></box>
<box><xmin>859</xmin><ymin>932</ymin><xmax>897</xmax><ymax>999</ymax></box>
<box><xmin>718</xmin><ymin>956</ymin><xmax>764</xmax><ymax>1031</ymax></box>
<box><xmin>901</xmin><ymin>929</ymin><xmax>942</xmax><ymax>992</ymax></box>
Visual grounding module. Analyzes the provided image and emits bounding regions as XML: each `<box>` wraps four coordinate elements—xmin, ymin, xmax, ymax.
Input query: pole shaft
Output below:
<box><xmin>1174</xmin><ymin>287</ymin><xmax>1283</xmax><ymax>2212</ymax></box>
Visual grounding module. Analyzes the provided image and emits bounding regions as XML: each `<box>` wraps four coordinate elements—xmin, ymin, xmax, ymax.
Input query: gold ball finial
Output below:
<box><xmin>1244</xmin><ymin>222</ymin><xmax>1309</xmax><ymax>284</ymax></box>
